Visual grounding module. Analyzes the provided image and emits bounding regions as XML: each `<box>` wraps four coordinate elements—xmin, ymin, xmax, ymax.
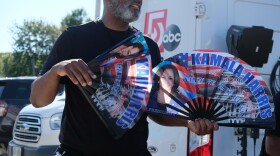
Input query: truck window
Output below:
<box><xmin>0</xmin><ymin>80</ymin><xmax>33</xmax><ymax>100</ymax></box>
<box><xmin>0</xmin><ymin>81</ymin><xmax>7</xmax><ymax>98</ymax></box>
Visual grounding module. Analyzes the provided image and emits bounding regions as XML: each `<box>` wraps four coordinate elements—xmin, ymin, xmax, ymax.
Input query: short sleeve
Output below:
<box><xmin>40</xmin><ymin>30</ymin><xmax>72</xmax><ymax>76</ymax></box>
<box><xmin>39</xmin><ymin>30</ymin><xmax>73</xmax><ymax>84</ymax></box>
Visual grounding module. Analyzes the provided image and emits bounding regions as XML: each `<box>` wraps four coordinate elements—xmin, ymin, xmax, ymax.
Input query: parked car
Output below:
<box><xmin>0</xmin><ymin>77</ymin><xmax>36</xmax><ymax>149</ymax></box>
<box><xmin>7</xmin><ymin>91</ymin><xmax>65</xmax><ymax>156</ymax></box>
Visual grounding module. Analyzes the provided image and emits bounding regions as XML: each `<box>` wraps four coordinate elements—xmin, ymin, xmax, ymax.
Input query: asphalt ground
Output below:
<box><xmin>0</xmin><ymin>144</ymin><xmax>7</xmax><ymax>155</ymax></box>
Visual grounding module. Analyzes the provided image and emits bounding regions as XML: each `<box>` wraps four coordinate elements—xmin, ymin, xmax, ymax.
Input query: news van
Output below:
<box><xmin>133</xmin><ymin>0</ymin><xmax>280</xmax><ymax>156</ymax></box>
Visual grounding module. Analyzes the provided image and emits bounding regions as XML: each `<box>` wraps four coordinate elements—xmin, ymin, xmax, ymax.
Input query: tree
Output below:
<box><xmin>10</xmin><ymin>19</ymin><xmax>61</xmax><ymax>76</ymax></box>
<box><xmin>0</xmin><ymin>53</ymin><xmax>13</xmax><ymax>77</ymax></box>
<box><xmin>60</xmin><ymin>8</ymin><xmax>91</xmax><ymax>30</ymax></box>
<box><xmin>9</xmin><ymin>8</ymin><xmax>91</xmax><ymax>76</ymax></box>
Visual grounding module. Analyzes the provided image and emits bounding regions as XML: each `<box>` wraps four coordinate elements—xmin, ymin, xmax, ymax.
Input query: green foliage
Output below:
<box><xmin>12</xmin><ymin>19</ymin><xmax>61</xmax><ymax>56</ymax></box>
<box><xmin>10</xmin><ymin>19</ymin><xmax>61</xmax><ymax>76</ymax></box>
<box><xmin>8</xmin><ymin>8</ymin><xmax>91</xmax><ymax>77</ymax></box>
<box><xmin>60</xmin><ymin>8</ymin><xmax>91</xmax><ymax>31</ymax></box>
<box><xmin>0</xmin><ymin>53</ymin><xmax>13</xmax><ymax>77</ymax></box>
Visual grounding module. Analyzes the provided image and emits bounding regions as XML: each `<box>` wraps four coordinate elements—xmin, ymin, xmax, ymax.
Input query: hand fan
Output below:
<box><xmin>147</xmin><ymin>50</ymin><xmax>276</xmax><ymax>129</ymax></box>
<box><xmin>78</xmin><ymin>31</ymin><xmax>152</xmax><ymax>139</ymax></box>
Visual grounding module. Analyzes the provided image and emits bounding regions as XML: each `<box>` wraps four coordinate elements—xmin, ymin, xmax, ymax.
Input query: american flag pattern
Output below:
<box><xmin>146</xmin><ymin>50</ymin><xmax>276</xmax><ymax>129</ymax></box>
<box><xmin>80</xmin><ymin>32</ymin><xmax>153</xmax><ymax>138</ymax></box>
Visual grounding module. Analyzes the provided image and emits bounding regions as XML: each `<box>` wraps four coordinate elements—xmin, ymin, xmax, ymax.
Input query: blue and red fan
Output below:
<box><xmin>78</xmin><ymin>31</ymin><xmax>153</xmax><ymax>139</ymax></box>
<box><xmin>147</xmin><ymin>50</ymin><xmax>276</xmax><ymax>129</ymax></box>
<box><xmin>80</xmin><ymin>31</ymin><xmax>276</xmax><ymax>139</ymax></box>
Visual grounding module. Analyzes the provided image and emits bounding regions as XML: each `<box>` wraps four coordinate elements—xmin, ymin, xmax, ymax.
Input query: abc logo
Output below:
<box><xmin>163</xmin><ymin>25</ymin><xmax>181</xmax><ymax>51</ymax></box>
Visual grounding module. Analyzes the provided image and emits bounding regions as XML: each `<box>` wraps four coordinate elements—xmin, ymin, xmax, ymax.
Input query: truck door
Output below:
<box><xmin>133</xmin><ymin>0</ymin><xmax>197</xmax><ymax>60</ymax></box>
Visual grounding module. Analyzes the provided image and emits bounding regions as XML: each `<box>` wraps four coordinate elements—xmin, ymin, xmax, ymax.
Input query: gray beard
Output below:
<box><xmin>108</xmin><ymin>0</ymin><xmax>141</xmax><ymax>23</ymax></box>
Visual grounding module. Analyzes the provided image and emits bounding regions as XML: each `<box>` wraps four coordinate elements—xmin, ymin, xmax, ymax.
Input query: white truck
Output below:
<box><xmin>134</xmin><ymin>0</ymin><xmax>280</xmax><ymax>156</ymax></box>
<box><xmin>7</xmin><ymin>93</ymin><xmax>65</xmax><ymax>156</ymax></box>
<box><xmin>8</xmin><ymin>0</ymin><xmax>280</xmax><ymax>156</ymax></box>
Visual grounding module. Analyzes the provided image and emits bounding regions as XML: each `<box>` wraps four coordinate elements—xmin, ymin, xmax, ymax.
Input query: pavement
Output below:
<box><xmin>0</xmin><ymin>144</ymin><xmax>7</xmax><ymax>156</ymax></box>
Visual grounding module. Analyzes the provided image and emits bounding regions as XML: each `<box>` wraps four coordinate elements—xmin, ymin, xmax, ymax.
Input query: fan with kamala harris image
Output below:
<box><xmin>146</xmin><ymin>50</ymin><xmax>276</xmax><ymax>129</ymax></box>
<box><xmin>78</xmin><ymin>31</ymin><xmax>153</xmax><ymax>139</ymax></box>
<box><xmin>79</xmin><ymin>31</ymin><xmax>276</xmax><ymax>139</ymax></box>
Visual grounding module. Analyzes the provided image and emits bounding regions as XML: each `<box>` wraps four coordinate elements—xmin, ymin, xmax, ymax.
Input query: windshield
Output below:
<box><xmin>0</xmin><ymin>81</ymin><xmax>5</xmax><ymax>97</ymax></box>
<box><xmin>0</xmin><ymin>80</ymin><xmax>33</xmax><ymax>100</ymax></box>
<box><xmin>0</xmin><ymin>86</ymin><xmax>4</xmax><ymax>98</ymax></box>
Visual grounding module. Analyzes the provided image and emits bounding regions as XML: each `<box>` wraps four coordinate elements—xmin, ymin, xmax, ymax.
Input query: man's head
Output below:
<box><xmin>106</xmin><ymin>0</ymin><xmax>142</xmax><ymax>23</ymax></box>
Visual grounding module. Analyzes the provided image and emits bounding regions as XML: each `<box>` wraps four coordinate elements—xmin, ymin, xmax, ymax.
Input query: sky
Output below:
<box><xmin>0</xmin><ymin>0</ymin><xmax>103</xmax><ymax>52</ymax></box>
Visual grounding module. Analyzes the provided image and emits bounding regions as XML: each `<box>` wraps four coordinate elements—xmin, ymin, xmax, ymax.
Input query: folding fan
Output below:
<box><xmin>78</xmin><ymin>31</ymin><xmax>152</xmax><ymax>139</ymax></box>
<box><xmin>147</xmin><ymin>50</ymin><xmax>276</xmax><ymax>129</ymax></box>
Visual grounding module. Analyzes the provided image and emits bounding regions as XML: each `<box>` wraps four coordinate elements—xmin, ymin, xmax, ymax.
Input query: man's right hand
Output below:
<box><xmin>52</xmin><ymin>59</ymin><xmax>97</xmax><ymax>86</ymax></box>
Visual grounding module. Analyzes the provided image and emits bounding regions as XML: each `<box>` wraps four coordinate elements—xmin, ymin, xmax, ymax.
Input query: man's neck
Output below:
<box><xmin>101</xmin><ymin>16</ymin><xmax>129</xmax><ymax>31</ymax></box>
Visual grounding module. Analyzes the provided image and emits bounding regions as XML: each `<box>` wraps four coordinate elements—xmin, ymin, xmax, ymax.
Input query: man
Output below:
<box><xmin>260</xmin><ymin>91</ymin><xmax>280</xmax><ymax>156</ymax></box>
<box><xmin>30</xmin><ymin>0</ymin><xmax>218</xmax><ymax>155</ymax></box>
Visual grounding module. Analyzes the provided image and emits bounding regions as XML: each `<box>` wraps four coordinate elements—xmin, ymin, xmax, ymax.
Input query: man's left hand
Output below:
<box><xmin>187</xmin><ymin>118</ymin><xmax>219</xmax><ymax>135</ymax></box>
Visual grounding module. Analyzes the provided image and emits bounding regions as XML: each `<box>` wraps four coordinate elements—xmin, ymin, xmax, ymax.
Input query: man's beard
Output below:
<box><xmin>108</xmin><ymin>0</ymin><xmax>141</xmax><ymax>23</ymax></box>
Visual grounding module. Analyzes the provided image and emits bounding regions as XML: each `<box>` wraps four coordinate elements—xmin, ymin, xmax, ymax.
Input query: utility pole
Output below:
<box><xmin>95</xmin><ymin>0</ymin><xmax>102</xmax><ymax>19</ymax></box>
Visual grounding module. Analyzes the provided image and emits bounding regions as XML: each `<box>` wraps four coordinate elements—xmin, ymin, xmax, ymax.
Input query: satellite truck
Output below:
<box><xmin>6</xmin><ymin>0</ymin><xmax>280</xmax><ymax>156</ymax></box>
<box><xmin>133</xmin><ymin>0</ymin><xmax>279</xmax><ymax>156</ymax></box>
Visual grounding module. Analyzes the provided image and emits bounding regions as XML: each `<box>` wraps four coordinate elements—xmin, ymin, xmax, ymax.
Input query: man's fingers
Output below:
<box><xmin>66</xmin><ymin>62</ymin><xmax>88</xmax><ymax>86</ymax></box>
<box><xmin>54</xmin><ymin>59</ymin><xmax>97</xmax><ymax>86</ymax></box>
<box><xmin>197</xmin><ymin>119</ymin><xmax>207</xmax><ymax>135</ymax></box>
<box><xmin>193</xmin><ymin>119</ymin><xmax>202</xmax><ymax>135</ymax></box>
<box><xmin>188</xmin><ymin>119</ymin><xmax>219</xmax><ymax>135</ymax></box>
<box><xmin>205</xmin><ymin>119</ymin><xmax>213</xmax><ymax>133</ymax></box>
<box><xmin>88</xmin><ymin>70</ymin><xmax>97</xmax><ymax>80</ymax></box>
<box><xmin>75</xmin><ymin>60</ymin><xmax>94</xmax><ymax>86</ymax></box>
<box><xmin>64</xmin><ymin>67</ymin><xmax>79</xmax><ymax>85</ymax></box>
<box><xmin>63</xmin><ymin>59</ymin><xmax>95</xmax><ymax>86</ymax></box>
<box><xmin>213</xmin><ymin>122</ymin><xmax>219</xmax><ymax>131</ymax></box>
<box><xmin>187</xmin><ymin>120</ymin><xmax>199</xmax><ymax>135</ymax></box>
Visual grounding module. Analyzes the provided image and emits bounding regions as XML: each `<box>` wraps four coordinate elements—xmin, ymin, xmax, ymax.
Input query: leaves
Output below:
<box><xmin>12</xmin><ymin>19</ymin><xmax>60</xmax><ymax>55</ymax></box>
<box><xmin>9</xmin><ymin>19</ymin><xmax>60</xmax><ymax>76</ymax></box>
<box><xmin>60</xmin><ymin>8</ymin><xmax>91</xmax><ymax>31</ymax></box>
<box><xmin>0</xmin><ymin>8</ymin><xmax>91</xmax><ymax>77</ymax></box>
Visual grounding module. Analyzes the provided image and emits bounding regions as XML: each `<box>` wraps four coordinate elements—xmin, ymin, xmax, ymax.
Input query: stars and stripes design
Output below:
<box><xmin>146</xmin><ymin>50</ymin><xmax>275</xmax><ymax>130</ymax></box>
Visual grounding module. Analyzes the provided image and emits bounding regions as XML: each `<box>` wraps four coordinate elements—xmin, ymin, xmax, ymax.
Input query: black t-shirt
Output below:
<box><xmin>260</xmin><ymin>91</ymin><xmax>280</xmax><ymax>156</ymax></box>
<box><xmin>40</xmin><ymin>21</ymin><xmax>161</xmax><ymax>155</ymax></box>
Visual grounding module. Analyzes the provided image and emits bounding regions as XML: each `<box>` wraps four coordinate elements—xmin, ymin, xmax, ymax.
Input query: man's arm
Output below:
<box><xmin>149</xmin><ymin>115</ymin><xmax>219</xmax><ymax>135</ymax></box>
<box><xmin>30</xmin><ymin>59</ymin><xmax>96</xmax><ymax>108</ymax></box>
<box><xmin>30</xmin><ymin>68</ymin><xmax>61</xmax><ymax>108</ymax></box>
<box><xmin>266</xmin><ymin>135</ymin><xmax>280</xmax><ymax>156</ymax></box>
